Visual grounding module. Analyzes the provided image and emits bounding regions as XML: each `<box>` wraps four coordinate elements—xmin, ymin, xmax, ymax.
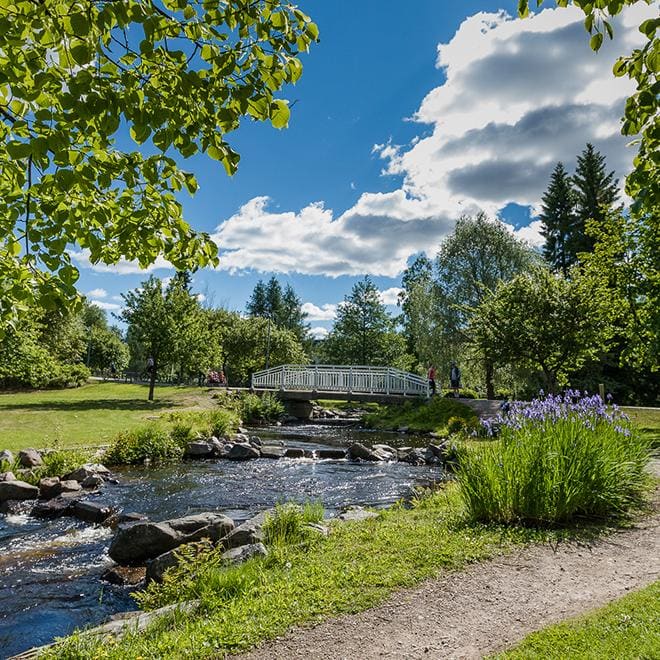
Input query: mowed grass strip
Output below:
<box><xmin>624</xmin><ymin>407</ymin><xmax>660</xmax><ymax>451</ymax></box>
<box><xmin>494</xmin><ymin>580</ymin><xmax>660</xmax><ymax>660</ymax></box>
<box><xmin>45</xmin><ymin>490</ymin><xmax>596</xmax><ymax>659</ymax></box>
<box><xmin>0</xmin><ymin>382</ymin><xmax>211</xmax><ymax>451</ymax></box>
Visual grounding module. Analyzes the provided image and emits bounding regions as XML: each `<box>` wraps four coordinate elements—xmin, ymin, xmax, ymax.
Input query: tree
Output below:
<box><xmin>539</xmin><ymin>162</ymin><xmax>577</xmax><ymax>275</ymax></box>
<box><xmin>470</xmin><ymin>268</ymin><xmax>614</xmax><ymax>391</ymax></box>
<box><xmin>324</xmin><ymin>276</ymin><xmax>397</xmax><ymax>366</ymax></box>
<box><xmin>81</xmin><ymin>300</ymin><xmax>129</xmax><ymax>373</ymax></box>
<box><xmin>265</xmin><ymin>277</ymin><xmax>284</xmax><ymax>322</ymax></box>
<box><xmin>434</xmin><ymin>213</ymin><xmax>539</xmax><ymax>397</ymax></box>
<box><xmin>571</xmin><ymin>144</ymin><xmax>619</xmax><ymax>256</ymax></box>
<box><xmin>246</xmin><ymin>280</ymin><xmax>269</xmax><ymax>318</ymax></box>
<box><xmin>0</xmin><ymin>1</ymin><xmax>319</xmax><ymax>332</ymax></box>
<box><xmin>280</xmin><ymin>284</ymin><xmax>309</xmax><ymax>341</ymax></box>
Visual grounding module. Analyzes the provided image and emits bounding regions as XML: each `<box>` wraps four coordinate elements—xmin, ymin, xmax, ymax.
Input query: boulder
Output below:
<box><xmin>39</xmin><ymin>476</ymin><xmax>61</xmax><ymax>499</ymax></box>
<box><xmin>81</xmin><ymin>475</ymin><xmax>104</xmax><ymax>489</ymax></box>
<box><xmin>372</xmin><ymin>444</ymin><xmax>397</xmax><ymax>456</ymax></box>
<box><xmin>427</xmin><ymin>442</ymin><xmax>448</xmax><ymax>459</ymax></box>
<box><xmin>17</xmin><ymin>449</ymin><xmax>43</xmax><ymax>468</ymax></box>
<box><xmin>0</xmin><ymin>471</ymin><xmax>16</xmax><ymax>482</ymax></box>
<box><xmin>306</xmin><ymin>522</ymin><xmax>330</xmax><ymax>537</ymax></box>
<box><xmin>184</xmin><ymin>441</ymin><xmax>214</xmax><ymax>458</ymax></box>
<box><xmin>32</xmin><ymin>497</ymin><xmax>73</xmax><ymax>519</ymax></box>
<box><xmin>0</xmin><ymin>479</ymin><xmax>39</xmax><ymax>502</ymax></box>
<box><xmin>0</xmin><ymin>499</ymin><xmax>32</xmax><ymax>515</ymax></box>
<box><xmin>233</xmin><ymin>432</ymin><xmax>250</xmax><ymax>443</ymax></box>
<box><xmin>145</xmin><ymin>548</ymin><xmax>182</xmax><ymax>583</ymax></box>
<box><xmin>0</xmin><ymin>449</ymin><xmax>14</xmax><ymax>465</ymax></box>
<box><xmin>317</xmin><ymin>448</ymin><xmax>346</xmax><ymax>460</ymax></box>
<box><xmin>250</xmin><ymin>436</ymin><xmax>262</xmax><ymax>447</ymax></box>
<box><xmin>102</xmin><ymin>566</ymin><xmax>146</xmax><ymax>586</ymax></box>
<box><xmin>397</xmin><ymin>426</ymin><xmax>410</xmax><ymax>434</ymax></box>
<box><xmin>72</xmin><ymin>500</ymin><xmax>114</xmax><ymax>524</ymax></box>
<box><xmin>237</xmin><ymin>427</ymin><xmax>249</xmax><ymax>435</ymax></box>
<box><xmin>104</xmin><ymin>511</ymin><xmax>148</xmax><ymax>529</ymax></box>
<box><xmin>108</xmin><ymin>512</ymin><xmax>234</xmax><ymax>564</ymax></box>
<box><xmin>259</xmin><ymin>446</ymin><xmax>285</xmax><ymax>459</ymax></box>
<box><xmin>59</xmin><ymin>479</ymin><xmax>82</xmax><ymax>493</ymax></box>
<box><xmin>227</xmin><ymin>444</ymin><xmax>260</xmax><ymax>460</ymax></box>
<box><xmin>63</xmin><ymin>463</ymin><xmax>111</xmax><ymax>483</ymax></box>
<box><xmin>220</xmin><ymin>521</ymin><xmax>264</xmax><ymax>550</ymax></box>
<box><xmin>221</xmin><ymin>542</ymin><xmax>268</xmax><ymax>565</ymax></box>
<box><xmin>347</xmin><ymin>443</ymin><xmax>386</xmax><ymax>462</ymax></box>
<box><xmin>209</xmin><ymin>437</ymin><xmax>225</xmax><ymax>454</ymax></box>
<box><xmin>399</xmin><ymin>448</ymin><xmax>427</xmax><ymax>466</ymax></box>
<box><xmin>284</xmin><ymin>447</ymin><xmax>305</xmax><ymax>459</ymax></box>
<box><xmin>338</xmin><ymin>506</ymin><xmax>379</xmax><ymax>522</ymax></box>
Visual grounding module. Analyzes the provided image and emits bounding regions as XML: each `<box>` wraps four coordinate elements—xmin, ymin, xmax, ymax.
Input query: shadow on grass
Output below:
<box><xmin>0</xmin><ymin>398</ymin><xmax>183</xmax><ymax>412</ymax></box>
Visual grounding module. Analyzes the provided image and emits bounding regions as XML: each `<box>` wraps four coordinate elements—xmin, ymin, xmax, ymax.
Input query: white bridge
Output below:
<box><xmin>251</xmin><ymin>364</ymin><xmax>430</xmax><ymax>402</ymax></box>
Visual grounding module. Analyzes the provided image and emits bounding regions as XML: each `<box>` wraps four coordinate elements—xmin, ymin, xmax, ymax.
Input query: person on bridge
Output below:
<box><xmin>450</xmin><ymin>362</ymin><xmax>461</xmax><ymax>398</ymax></box>
<box><xmin>427</xmin><ymin>365</ymin><xmax>437</xmax><ymax>396</ymax></box>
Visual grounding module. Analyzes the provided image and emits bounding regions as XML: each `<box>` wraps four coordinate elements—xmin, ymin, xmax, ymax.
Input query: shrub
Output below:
<box><xmin>443</xmin><ymin>388</ymin><xmax>478</xmax><ymax>399</ymax></box>
<box><xmin>205</xmin><ymin>409</ymin><xmax>239</xmax><ymax>437</ymax></box>
<box><xmin>447</xmin><ymin>416</ymin><xmax>466</xmax><ymax>434</ymax></box>
<box><xmin>239</xmin><ymin>393</ymin><xmax>285</xmax><ymax>424</ymax></box>
<box><xmin>104</xmin><ymin>425</ymin><xmax>184</xmax><ymax>465</ymax></box>
<box><xmin>457</xmin><ymin>391</ymin><xmax>651</xmax><ymax>525</ymax></box>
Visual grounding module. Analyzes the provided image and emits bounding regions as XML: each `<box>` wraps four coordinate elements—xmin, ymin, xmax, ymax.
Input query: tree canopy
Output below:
<box><xmin>0</xmin><ymin>0</ymin><xmax>318</xmax><ymax>333</ymax></box>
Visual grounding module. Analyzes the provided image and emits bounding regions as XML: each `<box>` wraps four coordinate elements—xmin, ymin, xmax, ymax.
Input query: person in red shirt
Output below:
<box><xmin>427</xmin><ymin>365</ymin><xmax>437</xmax><ymax>396</ymax></box>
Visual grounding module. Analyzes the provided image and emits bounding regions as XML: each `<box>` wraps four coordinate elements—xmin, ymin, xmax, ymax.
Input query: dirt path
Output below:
<box><xmin>244</xmin><ymin>496</ymin><xmax>660</xmax><ymax>659</ymax></box>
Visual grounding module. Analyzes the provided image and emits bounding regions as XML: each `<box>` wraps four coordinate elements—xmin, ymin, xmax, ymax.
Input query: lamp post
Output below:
<box><xmin>265</xmin><ymin>313</ymin><xmax>271</xmax><ymax>369</ymax></box>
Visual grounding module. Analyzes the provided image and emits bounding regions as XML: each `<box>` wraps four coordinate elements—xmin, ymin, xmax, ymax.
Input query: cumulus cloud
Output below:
<box><xmin>86</xmin><ymin>288</ymin><xmax>107</xmax><ymax>299</ymax></box>
<box><xmin>211</xmin><ymin>5</ymin><xmax>650</xmax><ymax>278</ymax></box>
<box><xmin>302</xmin><ymin>302</ymin><xmax>338</xmax><ymax>321</ymax></box>
<box><xmin>89</xmin><ymin>300</ymin><xmax>122</xmax><ymax>311</ymax></box>
<box><xmin>70</xmin><ymin>250</ymin><xmax>172</xmax><ymax>275</ymax></box>
<box><xmin>310</xmin><ymin>326</ymin><xmax>330</xmax><ymax>340</ymax></box>
<box><xmin>379</xmin><ymin>287</ymin><xmax>403</xmax><ymax>305</ymax></box>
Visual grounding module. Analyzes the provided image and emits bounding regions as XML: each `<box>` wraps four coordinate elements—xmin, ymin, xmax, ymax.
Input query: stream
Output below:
<box><xmin>0</xmin><ymin>425</ymin><xmax>443</xmax><ymax>658</ymax></box>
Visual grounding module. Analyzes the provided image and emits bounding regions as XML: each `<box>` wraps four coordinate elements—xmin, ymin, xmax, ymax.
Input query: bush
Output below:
<box><xmin>447</xmin><ymin>416</ymin><xmax>466</xmax><ymax>434</ymax></box>
<box><xmin>443</xmin><ymin>388</ymin><xmax>478</xmax><ymax>399</ymax></box>
<box><xmin>104</xmin><ymin>425</ymin><xmax>184</xmax><ymax>465</ymax></box>
<box><xmin>457</xmin><ymin>391</ymin><xmax>651</xmax><ymax>525</ymax></box>
<box><xmin>239</xmin><ymin>393</ymin><xmax>285</xmax><ymax>424</ymax></box>
<box><xmin>205</xmin><ymin>409</ymin><xmax>239</xmax><ymax>437</ymax></box>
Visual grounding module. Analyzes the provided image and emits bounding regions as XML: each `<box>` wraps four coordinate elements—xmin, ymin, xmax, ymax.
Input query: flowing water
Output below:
<box><xmin>0</xmin><ymin>425</ymin><xmax>442</xmax><ymax>658</ymax></box>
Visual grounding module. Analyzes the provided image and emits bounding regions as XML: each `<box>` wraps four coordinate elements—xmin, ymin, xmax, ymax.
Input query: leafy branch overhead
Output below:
<box><xmin>518</xmin><ymin>1</ymin><xmax>659</xmax><ymax>216</ymax></box>
<box><xmin>0</xmin><ymin>0</ymin><xmax>319</xmax><ymax>331</ymax></box>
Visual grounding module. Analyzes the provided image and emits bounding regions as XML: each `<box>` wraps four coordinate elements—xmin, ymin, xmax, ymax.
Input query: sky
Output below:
<box><xmin>74</xmin><ymin>1</ymin><xmax>655</xmax><ymax>338</ymax></box>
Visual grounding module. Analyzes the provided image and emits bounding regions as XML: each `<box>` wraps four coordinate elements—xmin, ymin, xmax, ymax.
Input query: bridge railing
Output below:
<box><xmin>251</xmin><ymin>365</ymin><xmax>429</xmax><ymax>397</ymax></box>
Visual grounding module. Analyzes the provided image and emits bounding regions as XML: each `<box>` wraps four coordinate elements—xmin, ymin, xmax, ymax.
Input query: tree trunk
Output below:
<box><xmin>485</xmin><ymin>359</ymin><xmax>495</xmax><ymax>399</ymax></box>
<box><xmin>148</xmin><ymin>363</ymin><xmax>156</xmax><ymax>401</ymax></box>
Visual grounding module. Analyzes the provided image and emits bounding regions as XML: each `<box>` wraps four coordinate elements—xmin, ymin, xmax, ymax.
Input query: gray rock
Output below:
<box><xmin>145</xmin><ymin>548</ymin><xmax>182</xmax><ymax>583</ymax></box>
<box><xmin>108</xmin><ymin>512</ymin><xmax>234</xmax><ymax>564</ymax></box>
<box><xmin>18</xmin><ymin>449</ymin><xmax>43</xmax><ymax>468</ymax></box>
<box><xmin>82</xmin><ymin>475</ymin><xmax>104</xmax><ymax>488</ymax></box>
<box><xmin>400</xmin><ymin>448</ymin><xmax>427</xmax><ymax>466</ymax></box>
<box><xmin>221</xmin><ymin>542</ymin><xmax>268</xmax><ymax>564</ymax></box>
<box><xmin>0</xmin><ymin>471</ymin><xmax>16</xmax><ymax>482</ymax></box>
<box><xmin>227</xmin><ymin>443</ymin><xmax>260</xmax><ymax>460</ymax></box>
<box><xmin>397</xmin><ymin>426</ymin><xmax>410</xmax><ymax>434</ymax></box>
<box><xmin>306</xmin><ymin>522</ymin><xmax>330</xmax><ymax>537</ymax></box>
<box><xmin>0</xmin><ymin>449</ymin><xmax>14</xmax><ymax>465</ymax></box>
<box><xmin>72</xmin><ymin>500</ymin><xmax>114</xmax><ymax>524</ymax></box>
<box><xmin>347</xmin><ymin>443</ymin><xmax>385</xmax><ymax>462</ymax></box>
<box><xmin>237</xmin><ymin>427</ymin><xmax>249</xmax><ymax>435</ymax></box>
<box><xmin>0</xmin><ymin>499</ymin><xmax>32</xmax><ymax>515</ymax></box>
<box><xmin>338</xmin><ymin>506</ymin><xmax>379</xmax><ymax>522</ymax></box>
<box><xmin>317</xmin><ymin>448</ymin><xmax>346</xmax><ymax>460</ymax></box>
<box><xmin>233</xmin><ymin>432</ymin><xmax>250</xmax><ymax>443</ymax></box>
<box><xmin>209</xmin><ymin>437</ymin><xmax>225</xmax><ymax>454</ymax></box>
<box><xmin>59</xmin><ymin>479</ymin><xmax>82</xmax><ymax>493</ymax></box>
<box><xmin>259</xmin><ymin>446</ymin><xmax>285</xmax><ymax>459</ymax></box>
<box><xmin>104</xmin><ymin>511</ymin><xmax>148</xmax><ymax>529</ymax></box>
<box><xmin>32</xmin><ymin>497</ymin><xmax>73</xmax><ymax>519</ymax></box>
<box><xmin>184</xmin><ymin>441</ymin><xmax>214</xmax><ymax>458</ymax></box>
<box><xmin>0</xmin><ymin>479</ymin><xmax>39</xmax><ymax>501</ymax></box>
<box><xmin>220</xmin><ymin>522</ymin><xmax>264</xmax><ymax>550</ymax></box>
<box><xmin>372</xmin><ymin>444</ymin><xmax>397</xmax><ymax>456</ymax></box>
<box><xmin>250</xmin><ymin>436</ymin><xmax>262</xmax><ymax>447</ymax></box>
<box><xmin>39</xmin><ymin>476</ymin><xmax>61</xmax><ymax>499</ymax></box>
<box><xmin>427</xmin><ymin>442</ymin><xmax>448</xmax><ymax>459</ymax></box>
<box><xmin>64</xmin><ymin>463</ymin><xmax>110</xmax><ymax>483</ymax></box>
<box><xmin>102</xmin><ymin>566</ymin><xmax>146</xmax><ymax>586</ymax></box>
<box><xmin>284</xmin><ymin>447</ymin><xmax>305</xmax><ymax>459</ymax></box>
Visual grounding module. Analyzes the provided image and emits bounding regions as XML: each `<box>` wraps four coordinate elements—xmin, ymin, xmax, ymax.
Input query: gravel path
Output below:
<box><xmin>243</xmin><ymin>489</ymin><xmax>660</xmax><ymax>659</ymax></box>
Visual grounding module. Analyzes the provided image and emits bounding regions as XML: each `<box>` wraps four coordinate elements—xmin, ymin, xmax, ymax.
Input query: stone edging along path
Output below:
<box><xmin>242</xmin><ymin>497</ymin><xmax>660</xmax><ymax>659</ymax></box>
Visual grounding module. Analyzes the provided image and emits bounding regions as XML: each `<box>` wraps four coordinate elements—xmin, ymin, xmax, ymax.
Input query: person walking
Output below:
<box><xmin>450</xmin><ymin>362</ymin><xmax>461</xmax><ymax>398</ymax></box>
<box><xmin>427</xmin><ymin>365</ymin><xmax>437</xmax><ymax>396</ymax></box>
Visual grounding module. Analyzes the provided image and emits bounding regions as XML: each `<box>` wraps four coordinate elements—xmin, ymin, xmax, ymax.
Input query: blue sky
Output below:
<box><xmin>75</xmin><ymin>1</ymin><xmax>652</xmax><ymax>336</ymax></box>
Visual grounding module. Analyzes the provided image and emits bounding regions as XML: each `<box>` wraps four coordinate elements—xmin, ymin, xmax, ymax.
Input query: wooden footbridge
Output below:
<box><xmin>251</xmin><ymin>364</ymin><xmax>429</xmax><ymax>406</ymax></box>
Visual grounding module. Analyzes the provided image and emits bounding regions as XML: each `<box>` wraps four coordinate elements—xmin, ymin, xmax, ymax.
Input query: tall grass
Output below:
<box><xmin>263</xmin><ymin>501</ymin><xmax>325</xmax><ymax>547</ymax></box>
<box><xmin>458</xmin><ymin>392</ymin><xmax>651</xmax><ymax>525</ymax></box>
<box><xmin>239</xmin><ymin>393</ymin><xmax>285</xmax><ymax>424</ymax></box>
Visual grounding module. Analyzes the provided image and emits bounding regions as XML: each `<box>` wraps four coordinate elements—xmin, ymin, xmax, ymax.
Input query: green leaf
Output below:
<box><xmin>270</xmin><ymin>100</ymin><xmax>290</xmax><ymax>129</ymax></box>
<box><xmin>590</xmin><ymin>33</ymin><xmax>603</xmax><ymax>52</ymax></box>
<box><xmin>70</xmin><ymin>40</ymin><xmax>92</xmax><ymax>65</ymax></box>
<box><xmin>6</xmin><ymin>141</ymin><xmax>32</xmax><ymax>159</ymax></box>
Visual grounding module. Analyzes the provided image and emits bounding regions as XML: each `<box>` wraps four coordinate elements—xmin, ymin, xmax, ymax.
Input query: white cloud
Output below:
<box><xmin>70</xmin><ymin>249</ymin><xmax>172</xmax><ymax>275</ymax></box>
<box><xmin>302</xmin><ymin>302</ymin><xmax>338</xmax><ymax>321</ymax></box>
<box><xmin>86</xmin><ymin>288</ymin><xmax>107</xmax><ymax>298</ymax></box>
<box><xmin>89</xmin><ymin>300</ymin><xmax>121</xmax><ymax>311</ymax></box>
<box><xmin>210</xmin><ymin>5</ymin><xmax>650</xmax><ymax>278</ymax></box>
<box><xmin>196</xmin><ymin>292</ymin><xmax>206</xmax><ymax>303</ymax></box>
<box><xmin>379</xmin><ymin>287</ymin><xmax>403</xmax><ymax>306</ymax></box>
<box><xmin>310</xmin><ymin>326</ymin><xmax>330</xmax><ymax>340</ymax></box>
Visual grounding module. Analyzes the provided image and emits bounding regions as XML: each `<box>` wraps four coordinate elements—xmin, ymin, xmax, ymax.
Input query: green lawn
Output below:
<box><xmin>495</xmin><ymin>580</ymin><xmax>660</xmax><ymax>659</ymax></box>
<box><xmin>0</xmin><ymin>381</ymin><xmax>214</xmax><ymax>452</ymax></box>
<box><xmin>625</xmin><ymin>407</ymin><xmax>660</xmax><ymax>451</ymax></box>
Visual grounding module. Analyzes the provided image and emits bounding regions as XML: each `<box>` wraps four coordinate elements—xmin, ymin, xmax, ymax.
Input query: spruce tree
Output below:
<box><xmin>246</xmin><ymin>280</ymin><xmax>268</xmax><ymax>317</ymax></box>
<box><xmin>571</xmin><ymin>143</ymin><xmax>619</xmax><ymax>256</ymax></box>
<box><xmin>539</xmin><ymin>162</ymin><xmax>576</xmax><ymax>276</ymax></box>
<box><xmin>264</xmin><ymin>277</ymin><xmax>284</xmax><ymax>321</ymax></box>
<box><xmin>280</xmin><ymin>284</ymin><xmax>309</xmax><ymax>341</ymax></box>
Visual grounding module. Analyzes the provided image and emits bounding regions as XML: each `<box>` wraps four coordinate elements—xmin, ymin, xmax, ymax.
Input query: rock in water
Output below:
<box><xmin>72</xmin><ymin>501</ymin><xmax>114</xmax><ymax>524</ymax></box>
<box><xmin>64</xmin><ymin>463</ymin><xmax>111</xmax><ymax>482</ymax></box>
<box><xmin>184</xmin><ymin>441</ymin><xmax>214</xmax><ymax>458</ymax></box>
<box><xmin>347</xmin><ymin>443</ymin><xmax>386</xmax><ymax>462</ymax></box>
<box><xmin>0</xmin><ymin>480</ymin><xmax>39</xmax><ymax>502</ymax></box>
<box><xmin>317</xmin><ymin>448</ymin><xmax>347</xmax><ymax>460</ymax></box>
<box><xmin>31</xmin><ymin>497</ymin><xmax>73</xmax><ymax>519</ymax></box>
<box><xmin>0</xmin><ymin>471</ymin><xmax>16</xmax><ymax>482</ymax></box>
<box><xmin>17</xmin><ymin>449</ymin><xmax>43</xmax><ymax>468</ymax></box>
<box><xmin>39</xmin><ymin>477</ymin><xmax>61</xmax><ymax>499</ymax></box>
<box><xmin>227</xmin><ymin>444</ymin><xmax>260</xmax><ymax>460</ymax></box>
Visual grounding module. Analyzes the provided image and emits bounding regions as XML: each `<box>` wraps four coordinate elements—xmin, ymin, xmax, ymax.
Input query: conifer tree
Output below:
<box><xmin>539</xmin><ymin>162</ymin><xmax>576</xmax><ymax>276</ymax></box>
<box><xmin>246</xmin><ymin>280</ymin><xmax>269</xmax><ymax>318</ymax></box>
<box><xmin>571</xmin><ymin>143</ymin><xmax>619</xmax><ymax>256</ymax></box>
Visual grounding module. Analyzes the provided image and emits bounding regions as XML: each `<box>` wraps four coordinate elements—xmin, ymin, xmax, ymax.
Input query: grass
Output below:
<box><xmin>625</xmin><ymin>406</ymin><xmax>660</xmax><ymax>452</ymax></box>
<box><xmin>0</xmin><ymin>381</ymin><xmax>214</xmax><ymax>452</ymax></box>
<box><xmin>43</xmin><ymin>486</ymin><xmax>590</xmax><ymax>659</ymax></box>
<box><xmin>363</xmin><ymin>396</ymin><xmax>479</xmax><ymax>434</ymax></box>
<box><xmin>495</xmin><ymin>580</ymin><xmax>660</xmax><ymax>659</ymax></box>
